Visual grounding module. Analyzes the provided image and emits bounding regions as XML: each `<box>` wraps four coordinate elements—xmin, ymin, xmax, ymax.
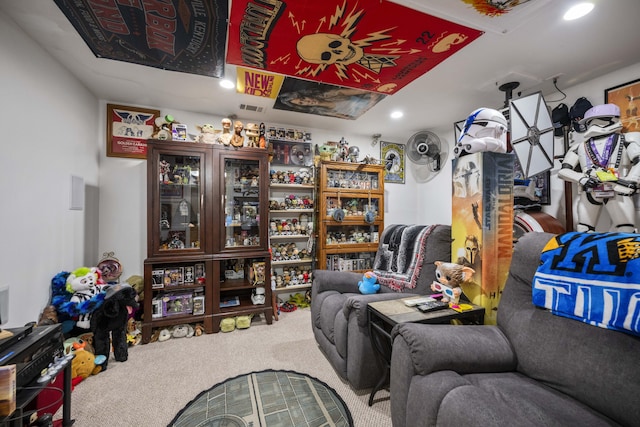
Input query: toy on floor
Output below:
<box><xmin>358</xmin><ymin>271</ymin><xmax>380</xmax><ymax>294</ymax></box>
<box><xmin>71</xmin><ymin>344</ymin><xmax>106</xmax><ymax>387</ymax></box>
<box><xmin>430</xmin><ymin>261</ymin><xmax>475</xmax><ymax>305</ymax></box>
<box><xmin>51</xmin><ymin>268</ymin><xmax>106</xmax><ymax>331</ymax></box>
<box><xmin>127</xmin><ymin>318</ymin><xmax>142</xmax><ymax>346</ymax></box>
<box><xmin>171</xmin><ymin>324</ymin><xmax>194</xmax><ymax>338</ymax></box>
<box><xmin>90</xmin><ymin>283</ymin><xmax>139</xmax><ymax>370</ymax></box>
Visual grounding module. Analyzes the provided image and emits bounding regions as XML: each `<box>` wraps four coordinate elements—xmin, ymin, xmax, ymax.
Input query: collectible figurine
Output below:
<box><xmin>558</xmin><ymin>104</ymin><xmax>640</xmax><ymax>232</ymax></box>
<box><xmin>217</xmin><ymin>118</ymin><xmax>233</xmax><ymax>145</ymax></box>
<box><xmin>230</xmin><ymin>120</ymin><xmax>245</xmax><ymax>148</ymax></box>
<box><xmin>430</xmin><ymin>261</ymin><xmax>475</xmax><ymax>305</ymax></box>
<box><xmin>454</xmin><ymin>107</ymin><xmax>508</xmax><ymax>158</ymax></box>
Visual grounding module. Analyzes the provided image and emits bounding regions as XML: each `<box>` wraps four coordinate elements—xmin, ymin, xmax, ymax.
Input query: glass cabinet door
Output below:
<box><xmin>155</xmin><ymin>150</ymin><xmax>203</xmax><ymax>254</ymax></box>
<box><xmin>223</xmin><ymin>157</ymin><xmax>262</xmax><ymax>249</ymax></box>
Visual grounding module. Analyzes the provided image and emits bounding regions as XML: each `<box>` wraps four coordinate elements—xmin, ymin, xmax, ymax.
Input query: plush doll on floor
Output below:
<box><xmin>90</xmin><ymin>283</ymin><xmax>139</xmax><ymax>370</ymax></box>
<box><xmin>50</xmin><ymin>268</ymin><xmax>106</xmax><ymax>332</ymax></box>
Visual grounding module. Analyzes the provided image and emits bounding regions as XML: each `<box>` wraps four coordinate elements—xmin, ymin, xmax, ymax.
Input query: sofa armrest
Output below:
<box><xmin>391</xmin><ymin>322</ymin><xmax>517</xmax><ymax>376</ymax></box>
<box><xmin>312</xmin><ymin>269</ymin><xmax>362</xmax><ymax>294</ymax></box>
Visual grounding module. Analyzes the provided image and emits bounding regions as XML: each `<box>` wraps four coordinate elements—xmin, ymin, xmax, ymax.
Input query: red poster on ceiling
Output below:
<box><xmin>227</xmin><ymin>0</ymin><xmax>483</xmax><ymax>94</ymax></box>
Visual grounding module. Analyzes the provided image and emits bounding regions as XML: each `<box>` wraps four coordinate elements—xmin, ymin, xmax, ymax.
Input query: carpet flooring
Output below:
<box><xmin>169</xmin><ymin>370</ymin><xmax>353</xmax><ymax>427</ymax></box>
<box><xmin>55</xmin><ymin>308</ymin><xmax>392</xmax><ymax>426</ymax></box>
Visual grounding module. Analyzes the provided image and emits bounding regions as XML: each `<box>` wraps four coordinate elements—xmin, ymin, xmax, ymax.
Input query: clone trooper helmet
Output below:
<box><xmin>455</xmin><ymin>108</ymin><xmax>508</xmax><ymax>157</ymax></box>
<box><xmin>251</xmin><ymin>286</ymin><xmax>266</xmax><ymax>305</ymax></box>
<box><xmin>581</xmin><ymin>104</ymin><xmax>623</xmax><ymax>139</ymax></box>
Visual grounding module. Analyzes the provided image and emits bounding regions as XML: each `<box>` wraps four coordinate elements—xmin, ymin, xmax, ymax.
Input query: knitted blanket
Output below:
<box><xmin>373</xmin><ymin>224</ymin><xmax>434</xmax><ymax>291</ymax></box>
<box><xmin>532</xmin><ymin>232</ymin><xmax>640</xmax><ymax>337</ymax></box>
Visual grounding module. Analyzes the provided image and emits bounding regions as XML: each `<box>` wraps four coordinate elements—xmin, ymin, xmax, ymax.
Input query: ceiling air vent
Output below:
<box><xmin>239</xmin><ymin>104</ymin><xmax>264</xmax><ymax>113</ymax></box>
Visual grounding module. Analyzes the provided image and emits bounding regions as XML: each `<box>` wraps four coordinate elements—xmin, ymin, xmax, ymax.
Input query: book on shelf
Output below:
<box><xmin>220</xmin><ymin>296</ymin><xmax>240</xmax><ymax>308</ymax></box>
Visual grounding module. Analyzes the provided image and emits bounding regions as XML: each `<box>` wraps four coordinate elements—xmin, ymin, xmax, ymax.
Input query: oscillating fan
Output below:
<box><xmin>406</xmin><ymin>131</ymin><xmax>449</xmax><ymax>183</ymax></box>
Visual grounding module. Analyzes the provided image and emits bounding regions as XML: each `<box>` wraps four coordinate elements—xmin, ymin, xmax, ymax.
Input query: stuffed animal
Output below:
<box><xmin>70</xmin><ymin>347</ymin><xmax>106</xmax><ymax>387</ymax></box>
<box><xmin>126</xmin><ymin>275</ymin><xmax>144</xmax><ymax>302</ymax></box>
<box><xmin>358</xmin><ymin>271</ymin><xmax>380</xmax><ymax>294</ymax></box>
<box><xmin>51</xmin><ymin>268</ymin><xmax>106</xmax><ymax>330</ymax></box>
<box><xmin>37</xmin><ymin>305</ymin><xmax>58</xmax><ymax>326</ymax></box>
<box><xmin>430</xmin><ymin>261</ymin><xmax>475</xmax><ymax>304</ymax></box>
<box><xmin>126</xmin><ymin>318</ymin><xmax>142</xmax><ymax>346</ymax></box>
<box><xmin>90</xmin><ymin>283</ymin><xmax>139</xmax><ymax>370</ymax></box>
<box><xmin>170</xmin><ymin>324</ymin><xmax>194</xmax><ymax>338</ymax></box>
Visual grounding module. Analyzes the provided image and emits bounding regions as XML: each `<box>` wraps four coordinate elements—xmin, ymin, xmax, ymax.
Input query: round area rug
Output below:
<box><xmin>168</xmin><ymin>369</ymin><xmax>353</xmax><ymax>427</ymax></box>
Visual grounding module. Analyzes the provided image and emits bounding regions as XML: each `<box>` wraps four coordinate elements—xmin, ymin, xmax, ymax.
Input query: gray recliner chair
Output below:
<box><xmin>391</xmin><ymin>231</ymin><xmax>640</xmax><ymax>427</ymax></box>
<box><xmin>311</xmin><ymin>224</ymin><xmax>451</xmax><ymax>389</ymax></box>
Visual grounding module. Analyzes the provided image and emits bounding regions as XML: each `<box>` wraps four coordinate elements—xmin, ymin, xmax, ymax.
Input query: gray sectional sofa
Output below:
<box><xmin>311</xmin><ymin>224</ymin><xmax>452</xmax><ymax>389</ymax></box>
<box><xmin>391</xmin><ymin>231</ymin><xmax>640</xmax><ymax>427</ymax></box>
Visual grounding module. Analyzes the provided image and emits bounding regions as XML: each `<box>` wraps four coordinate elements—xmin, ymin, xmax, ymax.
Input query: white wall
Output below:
<box><xmin>0</xmin><ymin>13</ymin><xmax>99</xmax><ymax>327</ymax></box>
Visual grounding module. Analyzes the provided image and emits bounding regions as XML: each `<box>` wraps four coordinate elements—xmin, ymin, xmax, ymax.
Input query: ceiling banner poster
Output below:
<box><xmin>227</xmin><ymin>0</ymin><xmax>483</xmax><ymax>94</ymax></box>
<box><xmin>54</xmin><ymin>0</ymin><xmax>228</xmax><ymax>78</ymax></box>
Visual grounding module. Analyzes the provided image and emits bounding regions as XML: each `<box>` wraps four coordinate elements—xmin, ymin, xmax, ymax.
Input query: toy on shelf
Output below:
<box><xmin>454</xmin><ymin>108</ymin><xmax>508</xmax><ymax>158</ymax></box>
<box><xmin>196</xmin><ymin>123</ymin><xmax>220</xmax><ymax>144</ymax></box>
<box><xmin>430</xmin><ymin>261</ymin><xmax>475</xmax><ymax>305</ymax></box>
<box><xmin>231</xmin><ymin>120</ymin><xmax>245</xmax><ymax>148</ymax></box>
<box><xmin>217</xmin><ymin>118</ymin><xmax>233</xmax><ymax>145</ymax></box>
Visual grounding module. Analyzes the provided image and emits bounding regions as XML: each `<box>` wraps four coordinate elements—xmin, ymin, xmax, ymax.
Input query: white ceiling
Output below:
<box><xmin>2</xmin><ymin>0</ymin><xmax>638</xmax><ymax>142</ymax></box>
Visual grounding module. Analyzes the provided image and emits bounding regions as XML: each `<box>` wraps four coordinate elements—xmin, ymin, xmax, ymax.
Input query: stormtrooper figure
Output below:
<box><xmin>558</xmin><ymin>103</ymin><xmax>640</xmax><ymax>232</ymax></box>
<box><xmin>251</xmin><ymin>286</ymin><xmax>266</xmax><ymax>305</ymax></box>
<box><xmin>454</xmin><ymin>108</ymin><xmax>508</xmax><ymax>158</ymax></box>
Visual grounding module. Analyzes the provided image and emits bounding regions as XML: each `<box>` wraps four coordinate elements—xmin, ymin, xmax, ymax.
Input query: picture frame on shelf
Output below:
<box><xmin>106</xmin><ymin>103</ymin><xmax>160</xmax><ymax>159</ymax></box>
<box><xmin>605</xmin><ymin>78</ymin><xmax>640</xmax><ymax>133</ymax></box>
<box><xmin>380</xmin><ymin>141</ymin><xmax>405</xmax><ymax>184</ymax></box>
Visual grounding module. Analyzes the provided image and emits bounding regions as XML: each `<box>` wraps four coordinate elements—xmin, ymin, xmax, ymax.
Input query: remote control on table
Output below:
<box><xmin>417</xmin><ymin>300</ymin><xmax>449</xmax><ymax>312</ymax></box>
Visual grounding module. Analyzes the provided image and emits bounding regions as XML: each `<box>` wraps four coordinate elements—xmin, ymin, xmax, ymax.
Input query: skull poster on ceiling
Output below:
<box><xmin>227</xmin><ymin>0</ymin><xmax>483</xmax><ymax>94</ymax></box>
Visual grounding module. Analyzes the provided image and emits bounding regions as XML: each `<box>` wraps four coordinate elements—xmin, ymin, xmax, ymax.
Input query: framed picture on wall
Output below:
<box><xmin>380</xmin><ymin>141</ymin><xmax>406</xmax><ymax>184</ymax></box>
<box><xmin>106</xmin><ymin>103</ymin><xmax>160</xmax><ymax>159</ymax></box>
<box><xmin>605</xmin><ymin>78</ymin><xmax>640</xmax><ymax>133</ymax></box>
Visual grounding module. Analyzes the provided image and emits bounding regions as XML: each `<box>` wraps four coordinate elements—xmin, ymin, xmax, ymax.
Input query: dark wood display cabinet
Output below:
<box><xmin>317</xmin><ymin>161</ymin><xmax>385</xmax><ymax>272</ymax></box>
<box><xmin>142</xmin><ymin>140</ymin><xmax>272</xmax><ymax>343</ymax></box>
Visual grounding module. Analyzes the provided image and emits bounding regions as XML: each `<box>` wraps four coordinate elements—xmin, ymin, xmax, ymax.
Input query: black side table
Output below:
<box><xmin>367</xmin><ymin>297</ymin><xmax>485</xmax><ymax>406</ymax></box>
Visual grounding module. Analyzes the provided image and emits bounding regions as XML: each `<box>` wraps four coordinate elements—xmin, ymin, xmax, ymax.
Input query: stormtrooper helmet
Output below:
<box><xmin>581</xmin><ymin>104</ymin><xmax>623</xmax><ymax>139</ymax></box>
<box><xmin>455</xmin><ymin>108</ymin><xmax>508</xmax><ymax>158</ymax></box>
<box><xmin>251</xmin><ymin>286</ymin><xmax>266</xmax><ymax>305</ymax></box>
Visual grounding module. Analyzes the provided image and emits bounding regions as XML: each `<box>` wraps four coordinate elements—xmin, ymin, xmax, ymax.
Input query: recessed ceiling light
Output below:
<box><xmin>390</xmin><ymin>111</ymin><xmax>403</xmax><ymax>119</ymax></box>
<box><xmin>220</xmin><ymin>79</ymin><xmax>235</xmax><ymax>89</ymax></box>
<box><xmin>563</xmin><ymin>3</ymin><xmax>594</xmax><ymax>20</ymax></box>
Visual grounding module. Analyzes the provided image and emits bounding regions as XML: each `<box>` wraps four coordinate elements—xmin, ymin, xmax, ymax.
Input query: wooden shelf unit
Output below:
<box><xmin>317</xmin><ymin>161</ymin><xmax>384</xmax><ymax>273</ymax></box>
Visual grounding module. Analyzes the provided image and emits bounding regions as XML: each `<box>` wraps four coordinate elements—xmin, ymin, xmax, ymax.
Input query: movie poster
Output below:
<box><xmin>227</xmin><ymin>0</ymin><xmax>483</xmax><ymax>94</ymax></box>
<box><xmin>274</xmin><ymin>78</ymin><xmax>385</xmax><ymax>119</ymax></box>
<box><xmin>236</xmin><ymin>67</ymin><xmax>284</xmax><ymax>98</ymax></box>
<box><xmin>54</xmin><ymin>0</ymin><xmax>228</xmax><ymax>78</ymax></box>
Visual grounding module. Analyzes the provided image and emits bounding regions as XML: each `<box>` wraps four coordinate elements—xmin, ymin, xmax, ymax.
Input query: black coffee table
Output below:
<box><xmin>367</xmin><ymin>296</ymin><xmax>485</xmax><ymax>406</ymax></box>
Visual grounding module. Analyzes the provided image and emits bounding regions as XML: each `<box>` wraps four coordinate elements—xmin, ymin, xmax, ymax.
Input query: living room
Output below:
<box><xmin>1</xmin><ymin>1</ymin><xmax>640</xmax><ymax>426</ymax></box>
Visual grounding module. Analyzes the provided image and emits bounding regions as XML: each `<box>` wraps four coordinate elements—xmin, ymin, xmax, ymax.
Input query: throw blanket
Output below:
<box><xmin>532</xmin><ymin>232</ymin><xmax>640</xmax><ymax>337</ymax></box>
<box><xmin>373</xmin><ymin>224</ymin><xmax>434</xmax><ymax>291</ymax></box>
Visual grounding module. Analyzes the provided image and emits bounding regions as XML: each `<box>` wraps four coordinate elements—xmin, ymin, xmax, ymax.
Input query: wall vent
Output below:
<box><xmin>239</xmin><ymin>104</ymin><xmax>264</xmax><ymax>113</ymax></box>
